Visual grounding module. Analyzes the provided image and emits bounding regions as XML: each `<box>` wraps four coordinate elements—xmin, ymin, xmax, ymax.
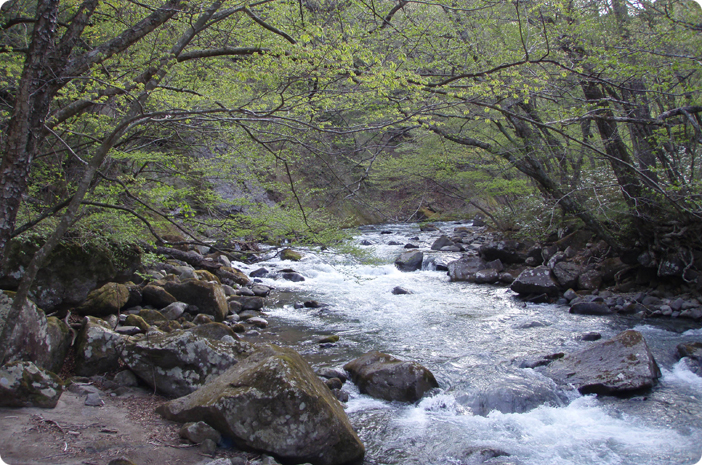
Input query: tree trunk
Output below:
<box><xmin>0</xmin><ymin>0</ymin><xmax>60</xmax><ymax>267</ymax></box>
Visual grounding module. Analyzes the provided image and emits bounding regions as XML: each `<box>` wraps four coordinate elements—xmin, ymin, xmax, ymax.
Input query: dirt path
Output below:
<box><xmin>0</xmin><ymin>387</ymin><xmax>252</xmax><ymax>465</ymax></box>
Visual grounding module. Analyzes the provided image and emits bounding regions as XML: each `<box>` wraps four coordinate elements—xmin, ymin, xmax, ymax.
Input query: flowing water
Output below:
<box><xmin>232</xmin><ymin>223</ymin><xmax>702</xmax><ymax>465</ymax></box>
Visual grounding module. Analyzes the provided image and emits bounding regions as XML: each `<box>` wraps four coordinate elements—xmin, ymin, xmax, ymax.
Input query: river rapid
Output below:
<box><xmin>233</xmin><ymin>222</ymin><xmax>702</xmax><ymax>465</ymax></box>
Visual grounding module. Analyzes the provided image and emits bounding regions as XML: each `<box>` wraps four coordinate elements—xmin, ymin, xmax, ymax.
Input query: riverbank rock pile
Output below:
<box><xmin>0</xmin><ymin>244</ymin><xmax>366</xmax><ymax>465</ymax></box>
<box><xmin>394</xmin><ymin>223</ymin><xmax>702</xmax><ymax>322</ymax></box>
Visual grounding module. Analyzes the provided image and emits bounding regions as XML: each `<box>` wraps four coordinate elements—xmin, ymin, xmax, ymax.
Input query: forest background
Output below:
<box><xmin>0</xmin><ymin>0</ymin><xmax>701</xmax><ymax>354</ymax></box>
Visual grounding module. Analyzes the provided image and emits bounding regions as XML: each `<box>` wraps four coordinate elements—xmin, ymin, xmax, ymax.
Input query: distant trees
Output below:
<box><xmin>342</xmin><ymin>0</ymin><xmax>702</xmax><ymax>251</ymax></box>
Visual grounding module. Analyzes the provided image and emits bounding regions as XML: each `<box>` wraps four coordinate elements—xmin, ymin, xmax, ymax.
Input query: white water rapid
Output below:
<box><xmin>232</xmin><ymin>222</ymin><xmax>702</xmax><ymax>465</ymax></box>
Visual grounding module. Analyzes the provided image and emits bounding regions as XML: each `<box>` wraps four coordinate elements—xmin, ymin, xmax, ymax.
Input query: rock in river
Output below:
<box><xmin>546</xmin><ymin>330</ymin><xmax>661</xmax><ymax>395</ymax></box>
<box><xmin>344</xmin><ymin>351</ymin><xmax>438</xmax><ymax>402</ymax></box>
<box><xmin>395</xmin><ymin>250</ymin><xmax>424</xmax><ymax>272</ymax></box>
<box><xmin>157</xmin><ymin>344</ymin><xmax>365</xmax><ymax>465</ymax></box>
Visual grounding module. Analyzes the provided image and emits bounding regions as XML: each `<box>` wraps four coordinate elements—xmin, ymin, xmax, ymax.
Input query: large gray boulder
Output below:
<box><xmin>0</xmin><ymin>361</ymin><xmax>64</xmax><ymax>408</ymax></box>
<box><xmin>163</xmin><ymin>279</ymin><xmax>228</xmax><ymax>321</ymax></box>
<box><xmin>0</xmin><ymin>292</ymin><xmax>71</xmax><ymax>373</ymax></box>
<box><xmin>546</xmin><ymin>330</ymin><xmax>661</xmax><ymax>395</ymax></box>
<box><xmin>122</xmin><ymin>327</ymin><xmax>253</xmax><ymax>397</ymax></box>
<box><xmin>394</xmin><ymin>250</ymin><xmax>424</xmax><ymax>272</ymax></box>
<box><xmin>74</xmin><ymin>316</ymin><xmax>126</xmax><ymax>376</ymax></box>
<box><xmin>344</xmin><ymin>351</ymin><xmax>438</xmax><ymax>402</ymax></box>
<box><xmin>447</xmin><ymin>256</ymin><xmax>487</xmax><ymax>282</ymax></box>
<box><xmin>157</xmin><ymin>345</ymin><xmax>365</xmax><ymax>465</ymax></box>
<box><xmin>510</xmin><ymin>266</ymin><xmax>560</xmax><ymax>296</ymax></box>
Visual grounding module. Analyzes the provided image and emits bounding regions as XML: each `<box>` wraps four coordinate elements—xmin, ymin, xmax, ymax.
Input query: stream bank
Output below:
<box><xmin>1</xmin><ymin>221</ymin><xmax>702</xmax><ymax>465</ymax></box>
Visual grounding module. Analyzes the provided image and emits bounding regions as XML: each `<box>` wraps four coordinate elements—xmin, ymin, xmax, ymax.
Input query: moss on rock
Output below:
<box><xmin>76</xmin><ymin>282</ymin><xmax>129</xmax><ymax>317</ymax></box>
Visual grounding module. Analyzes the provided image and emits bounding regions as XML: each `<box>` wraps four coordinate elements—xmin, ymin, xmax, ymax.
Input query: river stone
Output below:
<box><xmin>228</xmin><ymin>295</ymin><xmax>264</xmax><ymax>311</ymax></box>
<box><xmin>122</xmin><ymin>328</ymin><xmax>253</xmax><ymax>397</ymax></box>
<box><xmin>546</xmin><ymin>330</ymin><xmax>661</xmax><ymax>395</ymax></box>
<box><xmin>0</xmin><ymin>361</ymin><xmax>64</xmax><ymax>408</ymax></box>
<box><xmin>459</xmin><ymin>366</ymin><xmax>565</xmax><ymax>416</ymax></box>
<box><xmin>317</xmin><ymin>367</ymin><xmax>348</xmax><ymax>383</ymax></box>
<box><xmin>577</xmin><ymin>269</ymin><xmax>602</xmax><ymax>291</ymax></box>
<box><xmin>676</xmin><ymin>342</ymin><xmax>702</xmax><ymax>376</ymax></box>
<box><xmin>125</xmin><ymin>314</ymin><xmax>151</xmax><ymax>332</ymax></box>
<box><xmin>247</xmin><ymin>317</ymin><xmax>269</xmax><ymax>328</ymax></box>
<box><xmin>250</xmin><ymin>268</ymin><xmax>269</xmax><ymax>278</ymax></box>
<box><xmin>392</xmin><ymin>286</ymin><xmax>413</xmax><ymax>295</ymax></box>
<box><xmin>569</xmin><ymin>302</ymin><xmax>613</xmax><ymax>316</ymax></box>
<box><xmin>217</xmin><ymin>266</ymin><xmax>252</xmax><ymax>287</ymax></box>
<box><xmin>164</xmin><ymin>279</ymin><xmax>228</xmax><ymax>322</ymax></box>
<box><xmin>552</xmin><ymin>262</ymin><xmax>580</xmax><ymax>289</ymax></box>
<box><xmin>75</xmin><ymin>316</ymin><xmax>126</xmax><ymax>376</ymax></box>
<box><xmin>395</xmin><ymin>250</ymin><xmax>424</xmax><ymax>272</ymax></box>
<box><xmin>75</xmin><ymin>282</ymin><xmax>129</xmax><ymax>317</ymax></box>
<box><xmin>180</xmin><ymin>421</ymin><xmax>222</xmax><ymax>444</ymax></box>
<box><xmin>0</xmin><ymin>292</ymin><xmax>71</xmax><ymax>373</ymax></box>
<box><xmin>510</xmin><ymin>266</ymin><xmax>560</xmax><ymax>296</ymax></box>
<box><xmin>188</xmin><ymin>322</ymin><xmax>238</xmax><ymax>341</ymax></box>
<box><xmin>282</xmin><ymin>272</ymin><xmax>306</xmax><ymax>282</ymax></box>
<box><xmin>161</xmin><ymin>301</ymin><xmax>188</xmax><ymax>320</ymax></box>
<box><xmin>447</xmin><ymin>256</ymin><xmax>487</xmax><ymax>281</ymax></box>
<box><xmin>157</xmin><ymin>344</ymin><xmax>365</xmax><ymax>465</ymax></box>
<box><xmin>141</xmin><ymin>284</ymin><xmax>177</xmax><ymax>308</ymax></box>
<box><xmin>138</xmin><ymin>308</ymin><xmax>167</xmax><ymax>325</ymax></box>
<box><xmin>474</xmin><ymin>268</ymin><xmax>499</xmax><ymax>284</ymax></box>
<box><xmin>344</xmin><ymin>351</ymin><xmax>438</xmax><ymax>402</ymax></box>
<box><xmin>479</xmin><ymin>240</ymin><xmax>525</xmax><ymax>264</ymax></box>
<box><xmin>431</xmin><ymin>235</ymin><xmax>454</xmax><ymax>251</ymax></box>
<box><xmin>281</xmin><ymin>248</ymin><xmax>303</xmax><ymax>261</ymax></box>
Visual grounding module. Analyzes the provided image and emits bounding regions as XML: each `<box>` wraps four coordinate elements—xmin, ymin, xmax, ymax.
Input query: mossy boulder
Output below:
<box><xmin>138</xmin><ymin>309</ymin><xmax>167</xmax><ymax>325</ymax></box>
<box><xmin>0</xmin><ymin>292</ymin><xmax>71</xmax><ymax>373</ymax></box>
<box><xmin>141</xmin><ymin>284</ymin><xmax>177</xmax><ymax>308</ymax></box>
<box><xmin>280</xmin><ymin>248</ymin><xmax>303</xmax><ymax>261</ymax></box>
<box><xmin>163</xmin><ymin>279</ymin><xmax>228</xmax><ymax>322</ymax></box>
<box><xmin>194</xmin><ymin>270</ymin><xmax>220</xmax><ymax>283</ymax></box>
<box><xmin>344</xmin><ymin>351</ymin><xmax>439</xmax><ymax>402</ymax></box>
<box><xmin>0</xmin><ymin>361</ymin><xmax>64</xmax><ymax>408</ymax></box>
<box><xmin>74</xmin><ymin>316</ymin><xmax>125</xmax><ymax>376</ymax></box>
<box><xmin>122</xmin><ymin>329</ymin><xmax>253</xmax><ymax>397</ymax></box>
<box><xmin>125</xmin><ymin>314</ymin><xmax>151</xmax><ymax>332</ymax></box>
<box><xmin>157</xmin><ymin>344</ymin><xmax>365</xmax><ymax>465</ymax></box>
<box><xmin>158</xmin><ymin>320</ymin><xmax>182</xmax><ymax>332</ymax></box>
<box><xmin>0</xmin><ymin>239</ymin><xmax>141</xmax><ymax>311</ymax></box>
<box><xmin>217</xmin><ymin>267</ymin><xmax>251</xmax><ymax>287</ymax></box>
<box><xmin>75</xmin><ymin>282</ymin><xmax>129</xmax><ymax>317</ymax></box>
<box><xmin>187</xmin><ymin>322</ymin><xmax>237</xmax><ymax>341</ymax></box>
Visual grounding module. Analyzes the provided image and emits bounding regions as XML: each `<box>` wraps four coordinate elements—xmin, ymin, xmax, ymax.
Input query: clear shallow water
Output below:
<box><xmin>234</xmin><ymin>223</ymin><xmax>702</xmax><ymax>465</ymax></box>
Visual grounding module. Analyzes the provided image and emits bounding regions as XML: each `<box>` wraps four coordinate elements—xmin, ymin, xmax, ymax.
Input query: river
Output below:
<box><xmin>233</xmin><ymin>222</ymin><xmax>702</xmax><ymax>465</ymax></box>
